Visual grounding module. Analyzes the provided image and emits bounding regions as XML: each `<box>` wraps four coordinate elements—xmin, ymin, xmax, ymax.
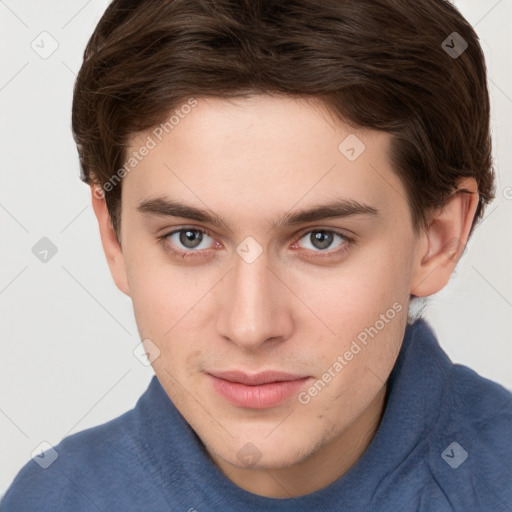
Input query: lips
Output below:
<box><xmin>209</xmin><ymin>370</ymin><xmax>307</xmax><ymax>385</ymax></box>
<box><xmin>207</xmin><ymin>370</ymin><xmax>311</xmax><ymax>409</ymax></box>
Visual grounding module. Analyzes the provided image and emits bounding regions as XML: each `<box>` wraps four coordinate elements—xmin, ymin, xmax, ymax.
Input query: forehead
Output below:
<box><xmin>122</xmin><ymin>95</ymin><xmax>406</xmax><ymax>226</ymax></box>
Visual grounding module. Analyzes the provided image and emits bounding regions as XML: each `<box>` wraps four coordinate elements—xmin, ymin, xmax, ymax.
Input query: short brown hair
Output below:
<box><xmin>72</xmin><ymin>0</ymin><xmax>495</xmax><ymax>241</ymax></box>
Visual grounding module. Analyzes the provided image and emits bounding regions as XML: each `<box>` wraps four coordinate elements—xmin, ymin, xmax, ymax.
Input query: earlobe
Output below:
<box><xmin>89</xmin><ymin>185</ymin><xmax>131</xmax><ymax>296</ymax></box>
<box><xmin>410</xmin><ymin>178</ymin><xmax>479</xmax><ymax>298</ymax></box>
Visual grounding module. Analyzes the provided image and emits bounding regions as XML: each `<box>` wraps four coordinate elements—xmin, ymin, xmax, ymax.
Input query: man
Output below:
<box><xmin>2</xmin><ymin>0</ymin><xmax>511</xmax><ymax>510</ymax></box>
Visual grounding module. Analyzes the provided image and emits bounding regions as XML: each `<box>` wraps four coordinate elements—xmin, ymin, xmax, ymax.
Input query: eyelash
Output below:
<box><xmin>157</xmin><ymin>226</ymin><xmax>355</xmax><ymax>261</ymax></box>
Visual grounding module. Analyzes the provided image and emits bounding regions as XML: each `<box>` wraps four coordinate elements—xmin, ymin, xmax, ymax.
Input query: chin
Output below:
<box><xmin>214</xmin><ymin>433</ymin><xmax>317</xmax><ymax>470</ymax></box>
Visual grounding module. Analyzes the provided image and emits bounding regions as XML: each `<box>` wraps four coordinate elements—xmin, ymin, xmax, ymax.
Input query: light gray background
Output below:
<box><xmin>1</xmin><ymin>0</ymin><xmax>511</xmax><ymax>495</ymax></box>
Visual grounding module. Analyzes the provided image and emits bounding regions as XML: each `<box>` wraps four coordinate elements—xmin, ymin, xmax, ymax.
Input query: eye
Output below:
<box><xmin>292</xmin><ymin>229</ymin><xmax>353</xmax><ymax>258</ymax></box>
<box><xmin>158</xmin><ymin>227</ymin><xmax>354</xmax><ymax>260</ymax></box>
<box><xmin>159</xmin><ymin>227</ymin><xmax>217</xmax><ymax>257</ymax></box>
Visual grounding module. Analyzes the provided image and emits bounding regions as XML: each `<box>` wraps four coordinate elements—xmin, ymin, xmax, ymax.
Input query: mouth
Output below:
<box><xmin>206</xmin><ymin>370</ymin><xmax>312</xmax><ymax>409</ymax></box>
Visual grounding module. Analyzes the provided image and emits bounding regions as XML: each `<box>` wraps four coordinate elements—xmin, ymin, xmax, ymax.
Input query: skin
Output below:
<box><xmin>91</xmin><ymin>94</ymin><xmax>479</xmax><ymax>498</ymax></box>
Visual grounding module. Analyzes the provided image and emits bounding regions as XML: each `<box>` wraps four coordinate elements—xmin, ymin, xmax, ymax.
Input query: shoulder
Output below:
<box><xmin>443</xmin><ymin>362</ymin><xmax>512</xmax><ymax>442</ymax></box>
<box><xmin>0</xmin><ymin>407</ymin><xmax>158</xmax><ymax>511</ymax></box>
<box><xmin>426</xmin><ymin>362</ymin><xmax>512</xmax><ymax>511</ymax></box>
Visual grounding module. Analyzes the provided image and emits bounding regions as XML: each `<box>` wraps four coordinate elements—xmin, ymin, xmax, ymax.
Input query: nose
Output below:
<box><xmin>215</xmin><ymin>248</ymin><xmax>293</xmax><ymax>351</ymax></box>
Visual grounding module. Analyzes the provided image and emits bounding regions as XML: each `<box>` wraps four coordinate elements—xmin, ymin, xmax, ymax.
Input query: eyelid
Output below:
<box><xmin>158</xmin><ymin>226</ymin><xmax>217</xmax><ymax>256</ymax></box>
<box><xmin>294</xmin><ymin>226</ymin><xmax>354</xmax><ymax>242</ymax></box>
<box><xmin>291</xmin><ymin>227</ymin><xmax>354</xmax><ymax>258</ymax></box>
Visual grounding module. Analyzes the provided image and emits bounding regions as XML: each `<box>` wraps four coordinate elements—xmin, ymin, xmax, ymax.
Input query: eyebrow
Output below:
<box><xmin>136</xmin><ymin>197</ymin><xmax>379</xmax><ymax>231</ymax></box>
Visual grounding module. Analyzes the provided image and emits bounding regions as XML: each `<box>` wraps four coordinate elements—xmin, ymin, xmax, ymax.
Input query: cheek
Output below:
<box><xmin>308</xmin><ymin>243</ymin><xmax>410</xmax><ymax>333</ymax></box>
<box><xmin>298</xmin><ymin>242</ymin><xmax>410</xmax><ymax>383</ymax></box>
<box><xmin>126</xmin><ymin>255</ymin><xmax>199</xmax><ymax>343</ymax></box>
<box><xmin>126</xmin><ymin>256</ymin><xmax>222</xmax><ymax>383</ymax></box>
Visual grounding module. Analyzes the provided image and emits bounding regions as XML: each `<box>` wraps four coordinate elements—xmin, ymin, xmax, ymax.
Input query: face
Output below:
<box><xmin>117</xmin><ymin>95</ymin><xmax>421</xmax><ymax>472</ymax></box>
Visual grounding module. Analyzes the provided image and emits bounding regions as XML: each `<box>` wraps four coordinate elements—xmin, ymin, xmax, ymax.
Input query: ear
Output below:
<box><xmin>410</xmin><ymin>177</ymin><xmax>479</xmax><ymax>297</ymax></box>
<box><xmin>90</xmin><ymin>185</ymin><xmax>130</xmax><ymax>296</ymax></box>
